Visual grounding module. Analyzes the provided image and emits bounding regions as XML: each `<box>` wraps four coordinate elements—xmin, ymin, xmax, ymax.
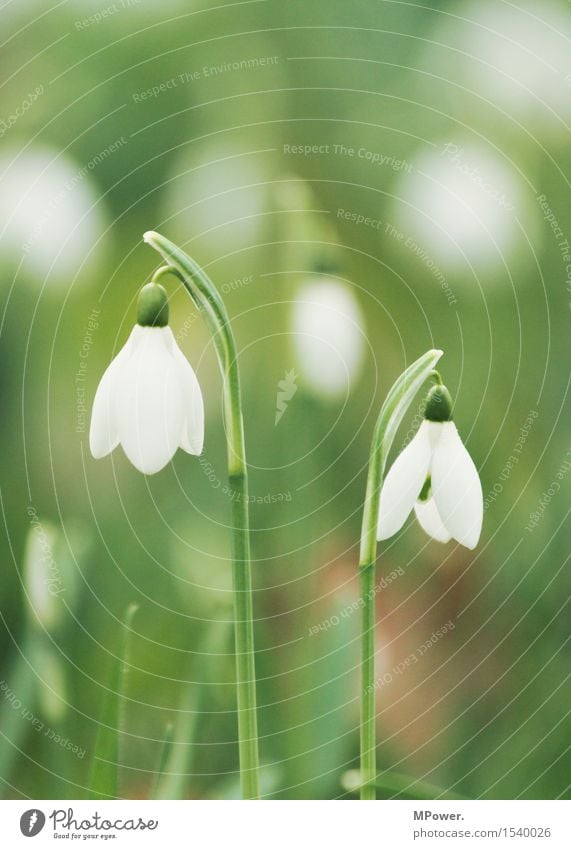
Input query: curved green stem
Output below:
<box><xmin>143</xmin><ymin>231</ymin><xmax>260</xmax><ymax>800</ymax></box>
<box><xmin>359</xmin><ymin>348</ymin><xmax>443</xmax><ymax>800</ymax></box>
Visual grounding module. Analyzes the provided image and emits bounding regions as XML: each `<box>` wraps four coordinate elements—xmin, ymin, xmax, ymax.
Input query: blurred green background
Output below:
<box><xmin>1</xmin><ymin>0</ymin><xmax>570</xmax><ymax>800</ymax></box>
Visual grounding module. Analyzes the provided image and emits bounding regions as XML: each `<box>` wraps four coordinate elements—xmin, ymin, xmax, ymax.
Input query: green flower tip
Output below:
<box><xmin>418</xmin><ymin>475</ymin><xmax>432</xmax><ymax>501</ymax></box>
<box><xmin>313</xmin><ymin>256</ymin><xmax>340</xmax><ymax>276</ymax></box>
<box><xmin>137</xmin><ymin>282</ymin><xmax>169</xmax><ymax>327</ymax></box>
<box><xmin>424</xmin><ymin>383</ymin><xmax>453</xmax><ymax>422</ymax></box>
<box><xmin>143</xmin><ymin>230</ymin><xmax>159</xmax><ymax>244</ymax></box>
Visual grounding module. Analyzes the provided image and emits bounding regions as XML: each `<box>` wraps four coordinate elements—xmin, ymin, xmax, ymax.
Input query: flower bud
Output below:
<box><xmin>424</xmin><ymin>384</ymin><xmax>453</xmax><ymax>422</ymax></box>
<box><xmin>137</xmin><ymin>282</ymin><xmax>169</xmax><ymax>327</ymax></box>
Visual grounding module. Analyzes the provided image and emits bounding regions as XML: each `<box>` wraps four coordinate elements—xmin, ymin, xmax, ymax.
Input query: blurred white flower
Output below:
<box><xmin>162</xmin><ymin>142</ymin><xmax>272</xmax><ymax>263</ymax></box>
<box><xmin>292</xmin><ymin>277</ymin><xmax>365</xmax><ymax>399</ymax></box>
<box><xmin>0</xmin><ymin>146</ymin><xmax>106</xmax><ymax>286</ymax></box>
<box><xmin>90</xmin><ymin>285</ymin><xmax>204</xmax><ymax>475</ymax></box>
<box><xmin>35</xmin><ymin>644</ymin><xmax>67</xmax><ymax>724</ymax></box>
<box><xmin>424</xmin><ymin>0</ymin><xmax>571</xmax><ymax>128</ymax></box>
<box><xmin>393</xmin><ymin>143</ymin><xmax>535</xmax><ymax>275</ymax></box>
<box><xmin>378</xmin><ymin>385</ymin><xmax>483</xmax><ymax>549</ymax></box>
<box><xmin>23</xmin><ymin>520</ymin><xmax>63</xmax><ymax>632</ymax></box>
<box><xmin>23</xmin><ymin>514</ymin><xmax>87</xmax><ymax>632</ymax></box>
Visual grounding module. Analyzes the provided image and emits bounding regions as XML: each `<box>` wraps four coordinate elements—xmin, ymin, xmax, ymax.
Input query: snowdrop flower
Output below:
<box><xmin>392</xmin><ymin>143</ymin><xmax>535</xmax><ymax>278</ymax></box>
<box><xmin>0</xmin><ymin>145</ymin><xmax>106</xmax><ymax>287</ymax></box>
<box><xmin>23</xmin><ymin>519</ymin><xmax>63</xmax><ymax>632</ymax></box>
<box><xmin>89</xmin><ymin>282</ymin><xmax>204</xmax><ymax>475</ymax></box>
<box><xmin>420</xmin><ymin>0</ymin><xmax>571</xmax><ymax>130</ymax></box>
<box><xmin>377</xmin><ymin>381</ymin><xmax>483</xmax><ymax>549</ymax></box>
<box><xmin>162</xmin><ymin>140</ymin><xmax>273</xmax><ymax>267</ymax></box>
<box><xmin>292</xmin><ymin>276</ymin><xmax>366</xmax><ymax>399</ymax></box>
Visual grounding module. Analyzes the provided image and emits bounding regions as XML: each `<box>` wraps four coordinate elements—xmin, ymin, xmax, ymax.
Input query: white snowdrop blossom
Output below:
<box><xmin>292</xmin><ymin>276</ymin><xmax>365</xmax><ymax>399</ymax></box>
<box><xmin>89</xmin><ymin>283</ymin><xmax>204</xmax><ymax>475</ymax></box>
<box><xmin>421</xmin><ymin>0</ymin><xmax>571</xmax><ymax>130</ymax></box>
<box><xmin>377</xmin><ymin>384</ymin><xmax>483</xmax><ymax>549</ymax></box>
<box><xmin>392</xmin><ymin>143</ymin><xmax>535</xmax><ymax>278</ymax></box>
<box><xmin>0</xmin><ymin>145</ymin><xmax>106</xmax><ymax>287</ymax></box>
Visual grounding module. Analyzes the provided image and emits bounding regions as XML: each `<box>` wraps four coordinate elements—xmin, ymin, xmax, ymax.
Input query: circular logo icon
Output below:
<box><xmin>19</xmin><ymin>810</ymin><xmax>45</xmax><ymax>837</ymax></box>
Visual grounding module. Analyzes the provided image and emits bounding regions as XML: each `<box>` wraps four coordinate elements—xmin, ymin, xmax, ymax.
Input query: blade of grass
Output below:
<box><xmin>213</xmin><ymin>764</ymin><xmax>282</xmax><ymax>800</ymax></box>
<box><xmin>0</xmin><ymin>628</ymin><xmax>37</xmax><ymax>797</ymax></box>
<box><xmin>88</xmin><ymin>603</ymin><xmax>138</xmax><ymax>800</ymax></box>
<box><xmin>152</xmin><ymin>620</ymin><xmax>233</xmax><ymax>800</ymax></box>
<box><xmin>151</xmin><ymin>723</ymin><xmax>175</xmax><ymax>800</ymax></box>
<box><xmin>342</xmin><ymin>768</ymin><xmax>464</xmax><ymax>800</ymax></box>
<box><xmin>373</xmin><ymin>771</ymin><xmax>465</xmax><ymax>800</ymax></box>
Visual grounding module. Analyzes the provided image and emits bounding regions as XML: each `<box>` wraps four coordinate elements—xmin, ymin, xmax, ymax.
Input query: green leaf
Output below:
<box><xmin>0</xmin><ymin>629</ymin><xmax>37</xmax><ymax>798</ymax></box>
<box><xmin>88</xmin><ymin>604</ymin><xmax>138</xmax><ymax>800</ymax></box>
<box><xmin>151</xmin><ymin>723</ymin><xmax>175</xmax><ymax>800</ymax></box>
<box><xmin>373</xmin><ymin>770</ymin><xmax>465</xmax><ymax>800</ymax></box>
<box><xmin>342</xmin><ymin>769</ymin><xmax>464</xmax><ymax>800</ymax></box>
<box><xmin>151</xmin><ymin>621</ymin><xmax>231</xmax><ymax>800</ymax></box>
<box><xmin>213</xmin><ymin>764</ymin><xmax>282</xmax><ymax>800</ymax></box>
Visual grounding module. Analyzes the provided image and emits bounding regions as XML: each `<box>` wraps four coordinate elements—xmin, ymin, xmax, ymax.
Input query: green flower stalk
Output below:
<box><xmin>142</xmin><ymin>232</ymin><xmax>260</xmax><ymax>800</ymax></box>
<box><xmin>89</xmin><ymin>231</ymin><xmax>260</xmax><ymax>799</ymax></box>
<box><xmin>358</xmin><ymin>349</ymin><xmax>443</xmax><ymax>800</ymax></box>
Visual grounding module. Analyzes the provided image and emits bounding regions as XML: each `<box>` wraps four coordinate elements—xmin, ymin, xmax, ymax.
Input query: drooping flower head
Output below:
<box><xmin>377</xmin><ymin>377</ymin><xmax>483</xmax><ymax>549</ymax></box>
<box><xmin>89</xmin><ymin>282</ymin><xmax>204</xmax><ymax>475</ymax></box>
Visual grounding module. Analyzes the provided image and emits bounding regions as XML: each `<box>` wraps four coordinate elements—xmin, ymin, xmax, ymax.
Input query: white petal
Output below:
<box><xmin>89</xmin><ymin>330</ymin><xmax>135</xmax><ymax>459</ymax></box>
<box><xmin>377</xmin><ymin>421</ymin><xmax>433</xmax><ymax>540</ymax></box>
<box><xmin>414</xmin><ymin>498</ymin><xmax>452</xmax><ymax>544</ymax></box>
<box><xmin>168</xmin><ymin>333</ymin><xmax>205</xmax><ymax>455</ymax></box>
<box><xmin>117</xmin><ymin>327</ymin><xmax>185</xmax><ymax>475</ymax></box>
<box><xmin>431</xmin><ymin>422</ymin><xmax>483</xmax><ymax>549</ymax></box>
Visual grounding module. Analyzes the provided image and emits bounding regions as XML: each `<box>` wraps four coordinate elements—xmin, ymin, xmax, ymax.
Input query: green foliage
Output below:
<box><xmin>88</xmin><ymin>605</ymin><xmax>138</xmax><ymax>800</ymax></box>
<box><xmin>1</xmin><ymin>0</ymin><xmax>570</xmax><ymax>801</ymax></box>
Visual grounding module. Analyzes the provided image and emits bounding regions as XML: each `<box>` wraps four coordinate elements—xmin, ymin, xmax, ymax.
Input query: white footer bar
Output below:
<box><xmin>2</xmin><ymin>799</ymin><xmax>569</xmax><ymax>848</ymax></box>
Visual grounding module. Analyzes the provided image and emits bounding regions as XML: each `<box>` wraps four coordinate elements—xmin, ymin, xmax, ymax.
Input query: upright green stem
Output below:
<box><xmin>358</xmin><ymin>348</ymin><xmax>443</xmax><ymax>800</ymax></box>
<box><xmin>229</xmin><ymin>472</ymin><xmax>259</xmax><ymax>799</ymax></box>
<box><xmin>359</xmin><ymin>563</ymin><xmax>376</xmax><ymax>800</ymax></box>
<box><xmin>143</xmin><ymin>231</ymin><xmax>260</xmax><ymax>800</ymax></box>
